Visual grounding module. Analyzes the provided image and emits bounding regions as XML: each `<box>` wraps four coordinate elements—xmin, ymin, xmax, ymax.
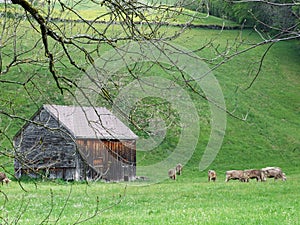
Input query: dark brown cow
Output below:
<box><xmin>175</xmin><ymin>163</ymin><xmax>183</xmax><ymax>175</ymax></box>
<box><xmin>261</xmin><ymin>167</ymin><xmax>287</xmax><ymax>181</ymax></box>
<box><xmin>208</xmin><ymin>170</ymin><xmax>217</xmax><ymax>182</ymax></box>
<box><xmin>0</xmin><ymin>172</ymin><xmax>11</xmax><ymax>185</ymax></box>
<box><xmin>243</xmin><ymin>169</ymin><xmax>265</xmax><ymax>182</ymax></box>
<box><xmin>168</xmin><ymin>168</ymin><xmax>176</xmax><ymax>180</ymax></box>
<box><xmin>225</xmin><ymin>170</ymin><xmax>247</xmax><ymax>182</ymax></box>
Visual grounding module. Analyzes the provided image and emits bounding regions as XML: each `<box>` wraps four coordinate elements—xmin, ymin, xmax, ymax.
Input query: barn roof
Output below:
<box><xmin>43</xmin><ymin>104</ymin><xmax>138</xmax><ymax>140</ymax></box>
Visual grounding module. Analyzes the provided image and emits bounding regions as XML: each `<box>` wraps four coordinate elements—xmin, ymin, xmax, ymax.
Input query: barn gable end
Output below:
<box><xmin>14</xmin><ymin>105</ymin><xmax>137</xmax><ymax>182</ymax></box>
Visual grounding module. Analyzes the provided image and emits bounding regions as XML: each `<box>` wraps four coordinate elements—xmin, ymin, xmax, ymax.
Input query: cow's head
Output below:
<box><xmin>3</xmin><ymin>177</ymin><xmax>11</xmax><ymax>184</ymax></box>
<box><xmin>261</xmin><ymin>170</ymin><xmax>267</xmax><ymax>181</ymax></box>
<box><xmin>282</xmin><ymin>173</ymin><xmax>287</xmax><ymax>181</ymax></box>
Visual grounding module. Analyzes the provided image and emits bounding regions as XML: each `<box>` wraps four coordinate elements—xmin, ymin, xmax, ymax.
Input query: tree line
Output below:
<box><xmin>185</xmin><ymin>0</ymin><xmax>299</xmax><ymax>34</ymax></box>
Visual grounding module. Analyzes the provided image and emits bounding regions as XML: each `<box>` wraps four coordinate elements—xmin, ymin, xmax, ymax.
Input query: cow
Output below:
<box><xmin>261</xmin><ymin>167</ymin><xmax>286</xmax><ymax>181</ymax></box>
<box><xmin>0</xmin><ymin>172</ymin><xmax>11</xmax><ymax>185</ymax></box>
<box><xmin>243</xmin><ymin>169</ymin><xmax>265</xmax><ymax>182</ymax></box>
<box><xmin>175</xmin><ymin>163</ymin><xmax>183</xmax><ymax>175</ymax></box>
<box><xmin>208</xmin><ymin>170</ymin><xmax>217</xmax><ymax>182</ymax></box>
<box><xmin>225</xmin><ymin>170</ymin><xmax>247</xmax><ymax>182</ymax></box>
<box><xmin>168</xmin><ymin>168</ymin><xmax>176</xmax><ymax>180</ymax></box>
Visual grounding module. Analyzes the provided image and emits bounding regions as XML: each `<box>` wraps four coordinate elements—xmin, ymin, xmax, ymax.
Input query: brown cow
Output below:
<box><xmin>261</xmin><ymin>167</ymin><xmax>286</xmax><ymax>181</ymax></box>
<box><xmin>175</xmin><ymin>163</ymin><xmax>183</xmax><ymax>175</ymax></box>
<box><xmin>243</xmin><ymin>169</ymin><xmax>265</xmax><ymax>182</ymax></box>
<box><xmin>208</xmin><ymin>170</ymin><xmax>217</xmax><ymax>182</ymax></box>
<box><xmin>168</xmin><ymin>168</ymin><xmax>176</xmax><ymax>180</ymax></box>
<box><xmin>0</xmin><ymin>172</ymin><xmax>11</xmax><ymax>185</ymax></box>
<box><xmin>225</xmin><ymin>170</ymin><xmax>247</xmax><ymax>182</ymax></box>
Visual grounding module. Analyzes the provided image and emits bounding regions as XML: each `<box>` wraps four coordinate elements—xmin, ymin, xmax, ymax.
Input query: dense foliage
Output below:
<box><xmin>184</xmin><ymin>0</ymin><xmax>299</xmax><ymax>33</ymax></box>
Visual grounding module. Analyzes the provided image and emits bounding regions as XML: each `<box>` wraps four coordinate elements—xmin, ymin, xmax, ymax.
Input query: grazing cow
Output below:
<box><xmin>243</xmin><ymin>169</ymin><xmax>265</xmax><ymax>182</ymax></box>
<box><xmin>175</xmin><ymin>163</ymin><xmax>183</xmax><ymax>175</ymax></box>
<box><xmin>261</xmin><ymin>167</ymin><xmax>286</xmax><ymax>181</ymax></box>
<box><xmin>168</xmin><ymin>168</ymin><xmax>176</xmax><ymax>180</ymax></box>
<box><xmin>208</xmin><ymin>170</ymin><xmax>217</xmax><ymax>182</ymax></box>
<box><xmin>225</xmin><ymin>170</ymin><xmax>247</xmax><ymax>182</ymax></box>
<box><xmin>0</xmin><ymin>172</ymin><xmax>11</xmax><ymax>185</ymax></box>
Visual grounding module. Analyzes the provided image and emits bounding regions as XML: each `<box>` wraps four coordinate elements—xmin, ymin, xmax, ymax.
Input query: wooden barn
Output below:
<box><xmin>13</xmin><ymin>104</ymin><xmax>138</xmax><ymax>182</ymax></box>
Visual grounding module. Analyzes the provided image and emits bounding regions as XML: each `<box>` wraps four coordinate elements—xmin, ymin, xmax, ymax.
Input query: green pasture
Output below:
<box><xmin>0</xmin><ymin>175</ymin><xmax>299</xmax><ymax>224</ymax></box>
<box><xmin>0</xmin><ymin>3</ymin><xmax>299</xmax><ymax>224</ymax></box>
<box><xmin>0</xmin><ymin>2</ymin><xmax>238</xmax><ymax>27</ymax></box>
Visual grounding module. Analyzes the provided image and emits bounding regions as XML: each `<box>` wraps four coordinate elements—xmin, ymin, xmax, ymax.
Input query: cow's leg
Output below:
<box><xmin>240</xmin><ymin>178</ymin><xmax>247</xmax><ymax>182</ymax></box>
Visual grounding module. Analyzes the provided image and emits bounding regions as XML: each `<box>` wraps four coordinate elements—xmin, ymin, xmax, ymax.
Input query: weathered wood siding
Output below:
<box><xmin>14</xmin><ymin>108</ymin><xmax>80</xmax><ymax>180</ymax></box>
<box><xmin>77</xmin><ymin>139</ymin><xmax>136</xmax><ymax>181</ymax></box>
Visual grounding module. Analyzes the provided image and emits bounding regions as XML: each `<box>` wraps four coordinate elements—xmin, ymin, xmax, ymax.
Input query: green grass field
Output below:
<box><xmin>0</xmin><ymin>3</ymin><xmax>300</xmax><ymax>224</ymax></box>
<box><xmin>1</xmin><ymin>176</ymin><xmax>299</xmax><ymax>224</ymax></box>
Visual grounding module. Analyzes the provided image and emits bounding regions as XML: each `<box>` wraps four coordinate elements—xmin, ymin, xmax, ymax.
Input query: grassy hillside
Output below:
<box><xmin>131</xmin><ymin>32</ymin><xmax>300</xmax><ymax>179</ymax></box>
<box><xmin>0</xmin><ymin>1</ymin><xmax>238</xmax><ymax>27</ymax></box>
<box><xmin>0</xmin><ymin>9</ymin><xmax>299</xmax><ymax>224</ymax></box>
<box><xmin>0</xmin><ymin>27</ymin><xmax>299</xmax><ymax>174</ymax></box>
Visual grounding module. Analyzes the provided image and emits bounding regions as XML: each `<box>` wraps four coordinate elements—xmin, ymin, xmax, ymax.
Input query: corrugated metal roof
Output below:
<box><xmin>44</xmin><ymin>104</ymin><xmax>138</xmax><ymax>140</ymax></box>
